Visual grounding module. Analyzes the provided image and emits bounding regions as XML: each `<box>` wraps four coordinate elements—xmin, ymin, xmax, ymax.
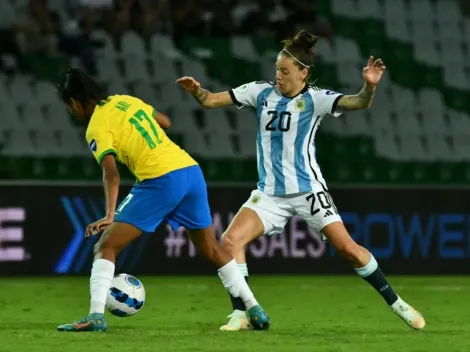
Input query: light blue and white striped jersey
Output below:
<box><xmin>230</xmin><ymin>81</ymin><xmax>343</xmax><ymax>196</ymax></box>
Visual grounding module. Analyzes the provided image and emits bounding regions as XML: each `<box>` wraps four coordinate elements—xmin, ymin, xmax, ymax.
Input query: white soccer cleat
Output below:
<box><xmin>219</xmin><ymin>310</ymin><xmax>250</xmax><ymax>331</ymax></box>
<box><xmin>390</xmin><ymin>297</ymin><xmax>425</xmax><ymax>330</ymax></box>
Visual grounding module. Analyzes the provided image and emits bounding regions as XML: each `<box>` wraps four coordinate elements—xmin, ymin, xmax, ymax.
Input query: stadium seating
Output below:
<box><xmin>2</xmin><ymin>0</ymin><xmax>470</xmax><ymax>184</ymax></box>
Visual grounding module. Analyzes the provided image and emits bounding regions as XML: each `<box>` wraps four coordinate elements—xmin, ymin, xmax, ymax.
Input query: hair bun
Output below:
<box><xmin>292</xmin><ymin>30</ymin><xmax>317</xmax><ymax>52</ymax></box>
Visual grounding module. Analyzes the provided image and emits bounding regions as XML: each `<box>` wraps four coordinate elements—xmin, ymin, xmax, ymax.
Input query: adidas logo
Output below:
<box><xmin>324</xmin><ymin>210</ymin><xmax>334</xmax><ymax>217</ymax></box>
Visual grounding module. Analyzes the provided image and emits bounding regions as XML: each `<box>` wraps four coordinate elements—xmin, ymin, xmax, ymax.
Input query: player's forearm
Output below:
<box><xmin>356</xmin><ymin>82</ymin><xmax>376</xmax><ymax>109</ymax></box>
<box><xmin>337</xmin><ymin>83</ymin><xmax>376</xmax><ymax>112</ymax></box>
<box><xmin>191</xmin><ymin>88</ymin><xmax>233</xmax><ymax>109</ymax></box>
<box><xmin>103</xmin><ymin>171</ymin><xmax>120</xmax><ymax>219</ymax></box>
<box><xmin>191</xmin><ymin>87</ymin><xmax>212</xmax><ymax>108</ymax></box>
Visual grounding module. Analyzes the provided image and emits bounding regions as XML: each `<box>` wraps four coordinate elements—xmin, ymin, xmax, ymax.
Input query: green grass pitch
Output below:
<box><xmin>0</xmin><ymin>276</ymin><xmax>468</xmax><ymax>352</ymax></box>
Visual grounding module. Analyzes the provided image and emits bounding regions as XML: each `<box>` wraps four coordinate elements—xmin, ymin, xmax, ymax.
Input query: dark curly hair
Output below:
<box><xmin>57</xmin><ymin>68</ymin><xmax>105</xmax><ymax>107</ymax></box>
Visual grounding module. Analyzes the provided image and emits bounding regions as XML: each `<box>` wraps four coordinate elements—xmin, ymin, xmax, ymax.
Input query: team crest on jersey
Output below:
<box><xmin>236</xmin><ymin>84</ymin><xmax>248</xmax><ymax>93</ymax></box>
<box><xmin>250</xmin><ymin>195</ymin><xmax>261</xmax><ymax>205</ymax></box>
<box><xmin>89</xmin><ymin>139</ymin><xmax>97</xmax><ymax>152</ymax></box>
<box><xmin>295</xmin><ymin>98</ymin><xmax>306</xmax><ymax>112</ymax></box>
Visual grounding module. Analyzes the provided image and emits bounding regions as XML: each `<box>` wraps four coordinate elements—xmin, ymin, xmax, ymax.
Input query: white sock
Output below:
<box><xmin>218</xmin><ymin>259</ymin><xmax>258</xmax><ymax>309</ymax></box>
<box><xmin>89</xmin><ymin>259</ymin><xmax>115</xmax><ymax>314</ymax></box>
<box><xmin>238</xmin><ymin>263</ymin><xmax>249</xmax><ymax>277</ymax></box>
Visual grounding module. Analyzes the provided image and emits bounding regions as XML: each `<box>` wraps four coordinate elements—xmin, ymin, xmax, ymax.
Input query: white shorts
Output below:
<box><xmin>242</xmin><ymin>184</ymin><xmax>342</xmax><ymax>238</ymax></box>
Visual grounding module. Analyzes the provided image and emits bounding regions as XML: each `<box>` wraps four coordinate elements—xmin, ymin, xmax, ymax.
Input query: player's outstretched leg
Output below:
<box><xmin>322</xmin><ymin>222</ymin><xmax>425</xmax><ymax>330</ymax></box>
<box><xmin>188</xmin><ymin>225</ymin><xmax>270</xmax><ymax>331</ymax></box>
<box><xmin>57</xmin><ymin>222</ymin><xmax>142</xmax><ymax>332</ymax></box>
<box><xmin>218</xmin><ymin>208</ymin><xmax>265</xmax><ymax>331</ymax></box>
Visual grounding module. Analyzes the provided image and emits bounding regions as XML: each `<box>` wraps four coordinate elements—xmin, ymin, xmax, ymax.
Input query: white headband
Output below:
<box><xmin>283</xmin><ymin>49</ymin><xmax>310</xmax><ymax>68</ymax></box>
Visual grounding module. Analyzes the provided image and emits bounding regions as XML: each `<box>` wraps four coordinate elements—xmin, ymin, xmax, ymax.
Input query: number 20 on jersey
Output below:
<box><xmin>265</xmin><ymin>111</ymin><xmax>292</xmax><ymax>132</ymax></box>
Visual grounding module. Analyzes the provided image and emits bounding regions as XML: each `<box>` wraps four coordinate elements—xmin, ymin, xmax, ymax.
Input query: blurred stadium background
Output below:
<box><xmin>2</xmin><ymin>0</ymin><xmax>470</xmax><ymax>183</ymax></box>
<box><xmin>1</xmin><ymin>1</ymin><xmax>470</xmax><ymax>350</ymax></box>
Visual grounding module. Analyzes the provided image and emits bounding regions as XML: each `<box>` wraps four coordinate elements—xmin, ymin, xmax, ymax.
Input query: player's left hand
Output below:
<box><xmin>85</xmin><ymin>216</ymin><xmax>113</xmax><ymax>238</ymax></box>
<box><xmin>363</xmin><ymin>56</ymin><xmax>386</xmax><ymax>86</ymax></box>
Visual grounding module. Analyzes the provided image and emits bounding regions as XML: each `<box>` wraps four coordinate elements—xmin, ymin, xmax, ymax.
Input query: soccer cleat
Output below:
<box><xmin>390</xmin><ymin>297</ymin><xmax>425</xmax><ymax>330</ymax></box>
<box><xmin>247</xmin><ymin>305</ymin><xmax>270</xmax><ymax>330</ymax></box>
<box><xmin>219</xmin><ymin>310</ymin><xmax>250</xmax><ymax>331</ymax></box>
<box><xmin>57</xmin><ymin>313</ymin><xmax>107</xmax><ymax>332</ymax></box>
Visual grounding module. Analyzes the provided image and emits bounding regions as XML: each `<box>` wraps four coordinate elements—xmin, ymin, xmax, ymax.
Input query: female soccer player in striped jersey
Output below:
<box><xmin>177</xmin><ymin>30</ymin><xmax>425</xmax><ymax>331</ymax></box>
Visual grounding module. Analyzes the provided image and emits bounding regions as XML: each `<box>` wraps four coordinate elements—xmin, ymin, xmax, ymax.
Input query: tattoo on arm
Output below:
<box><xmin>356</xmin><ymin>83</ymin><xmax>375</xmax><ymax>108</ymax></box>
<box><xmin>336</xmin><ymin>83</ymin><xmax>376</xmax><ymax>112</ymax></box>
<box><xmin>192</xmin><ymin>88</ymin><xmax>209</xmax><ymax>106</ymax></box>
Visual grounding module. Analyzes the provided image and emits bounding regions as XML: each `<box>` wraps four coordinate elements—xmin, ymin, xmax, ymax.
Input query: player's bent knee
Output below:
<box><xmin>221</xmin><ymin>232</ymin><xmax>244</xmax><ymax>255</ymax></box>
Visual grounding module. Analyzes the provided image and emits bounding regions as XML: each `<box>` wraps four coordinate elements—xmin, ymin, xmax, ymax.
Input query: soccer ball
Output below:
<box><xmin>106</xmin><ymin>273</ymin><xmax>145</xmax><ymax>317</ymax></box>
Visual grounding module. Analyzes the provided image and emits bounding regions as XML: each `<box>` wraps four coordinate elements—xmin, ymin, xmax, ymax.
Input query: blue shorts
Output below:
<box><xmin>114</xmin><ymin>165</ymin><xmax>212</xmax><ymax>232</ymax></box>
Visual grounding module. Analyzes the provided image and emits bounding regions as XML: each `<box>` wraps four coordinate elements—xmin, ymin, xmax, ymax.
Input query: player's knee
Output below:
<box><xmin>221</xmin><ymin>232</ymin><xmax>243</xmax><ymax>255</ymax></box>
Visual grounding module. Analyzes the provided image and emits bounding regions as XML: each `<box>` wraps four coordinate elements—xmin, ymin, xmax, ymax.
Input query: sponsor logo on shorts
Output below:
<box><xmin>324</xmin><ymin>210</ymin><xmax>334</xmax><ymax>217</ymax></box>
<box><xmin>250</xmin><ymin>195</ymin><xmax>261</xmax><ymax>205</ymax></box>
<box><xmin>325</xmin><ymin>90</ymin><xmax>337</xmax><ymax>95</ymax></box>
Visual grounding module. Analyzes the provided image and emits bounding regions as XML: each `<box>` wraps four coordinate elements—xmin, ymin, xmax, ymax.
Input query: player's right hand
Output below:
<box><xmin>176</xmin><ymin>76</ymin><xmax>200</xmax><ymax>94</ymax></box>
<box><xmin>85</xmin><ymin>216</ymin><xmax>113</xmax><ymax>238</ymax></box>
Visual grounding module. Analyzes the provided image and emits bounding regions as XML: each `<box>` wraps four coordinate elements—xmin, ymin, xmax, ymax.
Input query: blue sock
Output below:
<box><xmin>228</xmin><ymin>264</ymin><xmax>248</xmax><ymax>311</ymax></box>
<box><xmin>355</xmin><ymin>255</ymin><xmax>398</xmax><ymax>306</ymax></box>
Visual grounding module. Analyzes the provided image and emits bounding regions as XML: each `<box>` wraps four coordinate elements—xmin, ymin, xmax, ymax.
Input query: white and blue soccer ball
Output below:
<box><xmin>106</xmin><ymin>273</ymin><xmax>146</xmax><ymax>317</ymax></box>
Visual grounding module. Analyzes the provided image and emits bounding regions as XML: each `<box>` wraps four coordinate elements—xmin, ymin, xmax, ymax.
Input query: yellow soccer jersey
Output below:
<box><xmin>85</xmin><ymin>95</ymin><xmax>197</xmax><ymax>181</ymax></box>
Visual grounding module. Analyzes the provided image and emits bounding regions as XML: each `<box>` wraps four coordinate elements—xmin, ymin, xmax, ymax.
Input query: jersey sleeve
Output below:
<box><xmin>85</xmin><ymin>124</ymin><xmax>116</xmax><ymax>165</ymax></box>
<box><xmin>229</xmin><ymin>81</ymin><xmax>271</xmax><ymax>109</ymax></box>
<box><xmin>313</xmin><ymin>89</ymin><xmax>344</xmax><ymax>117</ymax></box>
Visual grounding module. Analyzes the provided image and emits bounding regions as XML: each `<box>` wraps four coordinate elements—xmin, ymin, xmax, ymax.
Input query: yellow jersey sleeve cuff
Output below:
<box><xmin>97</xmin><ymin>149</ymin><xmax>117</xmax><ymax>164</ymax></box>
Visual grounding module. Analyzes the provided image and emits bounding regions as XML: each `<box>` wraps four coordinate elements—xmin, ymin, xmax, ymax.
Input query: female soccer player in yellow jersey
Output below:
<box><xmin>55</xmin><ymin>68</ymin><xmax>270</xmax><ymax>332</ymax></box>
<box><xmin>177</xmin><ymin>30</ymin><xmax>425</xmax><ymax>331</ymax></box>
